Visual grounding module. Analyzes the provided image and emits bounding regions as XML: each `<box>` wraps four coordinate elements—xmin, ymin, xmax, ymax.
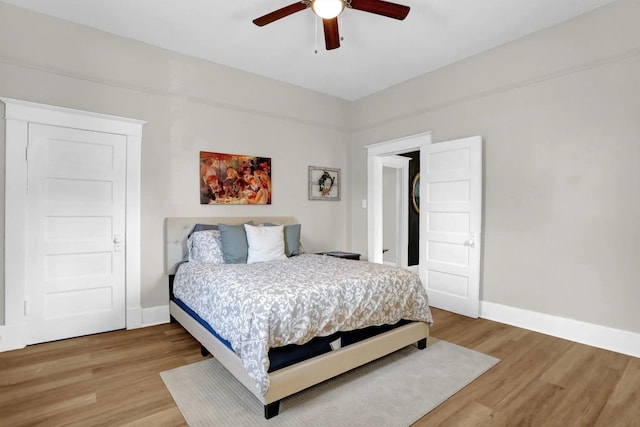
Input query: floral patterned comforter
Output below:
<box><xmin>173</xmin><ymin>254</ymin><xmax>433</xmax><ymax>395</ymax></box>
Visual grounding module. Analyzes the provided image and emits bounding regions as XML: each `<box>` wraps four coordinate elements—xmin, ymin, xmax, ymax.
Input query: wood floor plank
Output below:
<box><xmin>595</xmin><ymin>356</ymin><xmax>640</xmax><ymax>427</ymax></box>
<box><xmin>1</xmin><ymin>310</ymin><xmax>638</xmax><ymax>426</ymax></box>
<box><xmin>0</xmin><ymin>368</ymin><xmax>94</xmax><ymax>407</ymax></box>
<box><xmin>1</xmin><ymin>392</ymin><xmax>97</xmax><ymax>426</ymax></box>
<box><xmin>119</xmin><ymin>407</ymin><xmax>186</xmax><ymax>427</ymax></box>
<box><xmin>481</xmin><ymin>335</ymin><xmax>569</xmax><ymax>409</ymax></box>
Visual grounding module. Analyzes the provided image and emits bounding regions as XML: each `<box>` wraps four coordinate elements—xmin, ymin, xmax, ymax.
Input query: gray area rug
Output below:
<box><xmin>160</xmin><ymin>339</ymin><xmax>499</xmax><ymax>426</ymax></box>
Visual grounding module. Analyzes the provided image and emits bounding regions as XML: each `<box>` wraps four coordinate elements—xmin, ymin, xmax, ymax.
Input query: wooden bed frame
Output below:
<box><xmin>165</xmin><ymin>216</ymin><xmax>429</xmax><ymax>418</ymax></box>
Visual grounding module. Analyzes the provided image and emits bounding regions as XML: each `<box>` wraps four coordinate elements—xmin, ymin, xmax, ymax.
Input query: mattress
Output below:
<box><xmin>172</xmin><ymin>296</ymin><xmax>411</xmax><ymax>372</ymax></box>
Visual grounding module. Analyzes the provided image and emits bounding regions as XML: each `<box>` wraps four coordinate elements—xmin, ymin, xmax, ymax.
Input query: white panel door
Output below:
<box><xmin>26</xmin><ymin>123</ymin><xmax>127</xmax><ymax>344</ymax></box>
<box><xmin>420</xmin><ymin>136</ymin><xmax>482</xmax><ymax>318</ymax></box>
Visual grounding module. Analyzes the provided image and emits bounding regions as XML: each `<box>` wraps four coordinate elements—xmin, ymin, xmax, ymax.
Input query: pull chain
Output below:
<box><xmin>314</xmin><ymin>16</ymin><xmax>318</xmax><ymax>54</ymax></box>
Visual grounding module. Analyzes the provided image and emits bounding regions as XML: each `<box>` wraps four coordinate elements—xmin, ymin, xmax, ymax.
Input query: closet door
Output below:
<box><xmin>26</xmin><ymin>123</ymin><xmax>127</xmax><ymax>344</ymax></box>
<box><xmin>420</xmin><ymin>136</ymin><xmax>482</xmax><ymax>318</ymax></box>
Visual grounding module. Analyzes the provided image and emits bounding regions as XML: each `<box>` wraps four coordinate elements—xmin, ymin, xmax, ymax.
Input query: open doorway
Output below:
<box><xmin>379</xmin><ymin>151</ymin><xmax>419</xmax><ymax>271</ymax></box>
<box><xmin>381</xmin><ymin>156</ymin><xmax>410</xmax><ymax>268</ymax></box>
<box><xmin>365</xmin><ymin>132</ymin><xmax>431</xmax><ymax>266</ymax></box>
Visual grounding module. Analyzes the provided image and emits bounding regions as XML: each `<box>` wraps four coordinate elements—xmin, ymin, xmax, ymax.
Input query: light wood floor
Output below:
<box><xmin>1</xmin><ymin>308</ymin><xmax>637</xmax><ymax>426</ymax></box>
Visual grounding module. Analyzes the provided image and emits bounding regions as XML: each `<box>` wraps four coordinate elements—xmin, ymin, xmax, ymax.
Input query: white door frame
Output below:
<box><xmin>1</xmin><ymin>98</ymin><xmax>145</xmax><ymax>351</ymax></box>
<box><xmin>366</xmin><ymin>132</ymin><xmax>432</xmax><ymax>264</ymax></box>
<box><xmin>381</xmin><ymin>155</ymin><xmax>410</xmax><ymax>268</ymax></box>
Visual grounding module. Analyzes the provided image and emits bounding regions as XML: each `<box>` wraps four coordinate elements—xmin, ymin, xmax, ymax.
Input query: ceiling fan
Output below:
<box><xmin>253</xmin><ymin>0</ymin><xmax>410</xmax><ymax>51</ymax></box>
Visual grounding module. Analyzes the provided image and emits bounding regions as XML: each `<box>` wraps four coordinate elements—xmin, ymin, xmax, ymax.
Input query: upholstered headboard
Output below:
<box><xmin>164</xmin><ymin>216</ymin><xmax>297</xmax><ymax>274</ymax></box>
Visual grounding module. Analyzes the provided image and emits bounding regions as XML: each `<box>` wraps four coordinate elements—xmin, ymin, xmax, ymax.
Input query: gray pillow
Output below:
<box><xmin>218</xmin><ymin>222</ymin><xmax>254</xmax><ymax>263</ymax></box>
<box><xmin>188</xmin><ymin>223</ymin><xmax>218</xmax><ymax>238</ymax></box>
<box><xmin>262</xmin><ymin>223</ymin><xmax>301</xmax><ymax>257</ymax></box>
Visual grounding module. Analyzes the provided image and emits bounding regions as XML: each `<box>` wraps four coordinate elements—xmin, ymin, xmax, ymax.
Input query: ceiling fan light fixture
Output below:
<box><xmin>311</xmin><ymin>0</ymin><xmax>345</xmax><ymax>19</ymax></box>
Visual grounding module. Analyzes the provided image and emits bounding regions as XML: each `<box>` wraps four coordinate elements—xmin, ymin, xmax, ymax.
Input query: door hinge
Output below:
<box><xmin>24</xmin><ymin>300</ymin><xmax>28</xmax><ymax>316</ymax></box>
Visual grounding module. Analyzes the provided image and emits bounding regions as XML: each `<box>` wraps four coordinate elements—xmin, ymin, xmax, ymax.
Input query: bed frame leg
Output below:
<box><xmin>264</xmin><ymin>401</ymin><xmax>280</xmax><ymax>419</ymax></box>
<box><xmin>200</xmin><ymin>344</ymin><xmax>210</xmax><ymax>357</ymax></box>
<box><xmin>417</xmin><ymin>338</ymin><xmax>427</xmax><ymax>350</ymax></box>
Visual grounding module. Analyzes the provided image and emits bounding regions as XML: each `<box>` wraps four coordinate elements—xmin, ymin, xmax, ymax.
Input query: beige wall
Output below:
<box><xmin>350</xmin><ymin>0</ymin><xmax>640</xmax><ymax>333</ymax></box>
<box><xmin>0</xmin><ymin>3</ymin><xmax>352</xmax><ymax>321</ymax></box>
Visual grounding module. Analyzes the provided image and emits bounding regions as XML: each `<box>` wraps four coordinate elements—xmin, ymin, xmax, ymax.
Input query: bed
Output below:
<box><xmin>166</xmin><ymin>216</ymin><xmax>432</xmax><ymax>418</ymax></box>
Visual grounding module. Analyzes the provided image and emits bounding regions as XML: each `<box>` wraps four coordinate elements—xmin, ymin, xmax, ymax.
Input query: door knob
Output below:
<box><xmin>113</xmin><ymin>234</ymin><xmax>123</xmax><ymax>252</ymax></box>
<box><xmin>464</xmin><ymin>233</ymin><xmax>475</xmax><ymax>248</ymax></box>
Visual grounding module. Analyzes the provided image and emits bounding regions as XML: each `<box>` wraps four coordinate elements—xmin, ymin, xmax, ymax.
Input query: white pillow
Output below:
<box><xmin>244</xmin><ymin>224</ymin><xmax>287</xmax><ymax>264</ymax></box>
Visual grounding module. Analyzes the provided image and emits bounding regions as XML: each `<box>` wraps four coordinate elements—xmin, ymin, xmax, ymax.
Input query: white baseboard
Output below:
<box><xmin>141</xmin><ymin>305</ymin><xmax>171</xmax><ymax>327</ymax></box>
<box><xmin>480</xmin><ymin>301</ymin><xmax>640</xmax><ymax>358</ymax></box>
<box><xmin>0</xmin><ymin>323</ymin><xmax>27</xmax><ymax>352</ymax></box>
<box><xmin>126</xmin><ymin>306</ymin><xmax>143</xmax><ymax>329</ymax></box>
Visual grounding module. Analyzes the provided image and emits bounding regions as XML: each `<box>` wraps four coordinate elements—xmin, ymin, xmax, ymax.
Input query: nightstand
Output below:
<box><xmin>316</xmin><ymin>251</ymin><xmax>361</xmax><ymax>261</ymax></box>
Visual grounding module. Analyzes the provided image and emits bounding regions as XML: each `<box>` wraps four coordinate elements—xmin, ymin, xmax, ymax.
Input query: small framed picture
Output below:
<box><xmin>308</xmin><ymin>166</ymin><xmax>340</xmax><ymax>201</ymax></box>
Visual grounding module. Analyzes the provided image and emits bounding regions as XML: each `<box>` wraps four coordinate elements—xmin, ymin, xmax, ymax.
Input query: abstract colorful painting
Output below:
<box><xmin>200</xmin><ymin>151</ymin><xmax>271</xmax><ymax>205</ymax></box>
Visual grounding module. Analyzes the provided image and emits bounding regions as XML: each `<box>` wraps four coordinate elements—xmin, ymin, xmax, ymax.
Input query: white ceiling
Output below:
<box><xmin>2</xmin><ymin>0</ymin><xmax>614</xmax><ymax>100</ymax></box>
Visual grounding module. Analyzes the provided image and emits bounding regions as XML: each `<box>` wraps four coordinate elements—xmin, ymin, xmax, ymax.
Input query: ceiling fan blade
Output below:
<box><xmin>323</xmin><ymin>17</ymin><xmax>340</xmax><ymax>50</ymax></box>
<box><xmin>253</xmin><ymin>2</ymin><xmax>308</xmax><ymax>27</ymax></box>
<box><xmin>349</xmin><ymin>0</ymin><xmax>410</xmax><ymax>20</ymax></box>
